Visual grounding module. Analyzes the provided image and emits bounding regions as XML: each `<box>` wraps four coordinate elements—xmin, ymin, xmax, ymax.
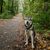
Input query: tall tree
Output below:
<box><xmin>0</xmin><ymin>0</ymin><xmax>3</xmax><ymax>13</ymax></box>
<box><xmin>11</xmin><ymin>0</ymin><xmax>14</xmax><ymax>14</ymax></box>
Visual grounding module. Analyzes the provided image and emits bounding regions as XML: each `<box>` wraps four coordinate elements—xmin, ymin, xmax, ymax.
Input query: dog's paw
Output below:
<box><xmin>25</xmin><ymin>42</ymin><xmax>28</xmax><ymax>46</ymax></box>
<box><xmin>32</xmin><ymin>46</ymin><xmax>34</xmax><ymax>49</ymax></box>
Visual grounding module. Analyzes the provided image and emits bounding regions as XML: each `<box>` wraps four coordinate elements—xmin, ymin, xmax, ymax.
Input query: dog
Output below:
<box><xmin>24</xmin><ymin>17</ymin><xmax>35</xmax><ymax>49</ymax></box>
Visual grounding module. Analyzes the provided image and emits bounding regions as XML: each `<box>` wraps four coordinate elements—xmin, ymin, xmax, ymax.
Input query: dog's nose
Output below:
<box><xmin>27</xmin><ymin>21</ymin><xmax>28</xmax><ymax>24</ymax></box>
<box><xmin>27</xmin><ymin>21</ymin><xmax>29</xmax><ymax>25</ymax></box>
<box><xmin>27</xmin><ymin>21</ymin><xmax>28</xmax><ymax>23</ymax></box>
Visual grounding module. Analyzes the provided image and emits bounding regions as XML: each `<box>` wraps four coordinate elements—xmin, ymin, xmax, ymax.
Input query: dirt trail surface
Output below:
<box><xmin>0</xmin><ymin>13</ymin><xmax>50</xmax><ymax>50</ymax></box>
<box><xmin>0</xmin><ymin>14</ymin><xmax>25</xmax><ymax>50</ymax></box>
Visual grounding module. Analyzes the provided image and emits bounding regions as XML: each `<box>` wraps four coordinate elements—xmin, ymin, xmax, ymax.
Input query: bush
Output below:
<box><xmin>0</xmin><ymin>11</ymin><xmax>13</xmax><ymax>19</ymax></box>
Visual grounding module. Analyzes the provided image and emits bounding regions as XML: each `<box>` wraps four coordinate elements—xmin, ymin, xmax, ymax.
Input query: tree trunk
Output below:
<box><xmin>44</xmin><ymin>2</ymin><xmax>48</xmax><ymax>11</ymax></box>
<box><xmin>11</xmin><ymin>0</ymin><xmax>14</xmax><ymax>13</ymax></box>
<box><xmin>0</xmin><ymin>0</ymin><xmax>3</xmax><ymax>13</ymax></box>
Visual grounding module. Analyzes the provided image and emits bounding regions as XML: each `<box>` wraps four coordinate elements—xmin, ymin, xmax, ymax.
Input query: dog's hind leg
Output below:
<box><xmin>25</xmin><ymin>30</ymin><xmax>28</xmax><ymax>45</ymax></box>
<box><xmin>30</xmin><ymin>30</ymin><xmax>34</xmax><ymax>48</ymax></box>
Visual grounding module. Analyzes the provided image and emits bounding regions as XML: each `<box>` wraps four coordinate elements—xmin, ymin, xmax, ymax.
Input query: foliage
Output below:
<box><xmin>0</xmin><ymin>11</ymin><xmax>13</xmax><ymax>19</ymax></box>
<box><xmin>23</xmin><ymin>0</ymin><xmax>50</xmax><ymax>30</ymax></box>
<box><xmin>0</xmin><ymin>0</ymin><xmax>18</xmax><ymax>19</ymax></box>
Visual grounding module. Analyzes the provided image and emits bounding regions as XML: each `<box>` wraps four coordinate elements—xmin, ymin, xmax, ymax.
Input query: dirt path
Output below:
<box><xmin>0</xmin><ymin>14</ymin><xmax>25</xmax><ymax>50</ymax></box>
<box><xmin>0</xmin><ymin>14</ymin><xmax>50</xmax><ymax>50</ymax></box>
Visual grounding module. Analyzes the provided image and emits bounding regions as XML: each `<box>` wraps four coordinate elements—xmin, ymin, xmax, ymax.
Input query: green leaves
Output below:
<box><xmin>23</xmin><ymin>0</ymin><xmax>50</xmax><ymax>30</ymax></box>
<box><xmin>0</xmin><ymin>0</ymin><xmax>18</xmax><ymax>18</ymax></box>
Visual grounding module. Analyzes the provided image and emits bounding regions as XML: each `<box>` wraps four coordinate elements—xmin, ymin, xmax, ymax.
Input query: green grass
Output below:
<box><xmin>0</xmin><ymin>12</ymin><xmax>14</xmax><ymax>19</ymax></box>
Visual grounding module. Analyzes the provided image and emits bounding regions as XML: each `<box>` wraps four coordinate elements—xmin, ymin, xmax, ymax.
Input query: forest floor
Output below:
<box><xmin>0</xmin><ymin>13</ymin><xmax>50</xmax><ymax>50</ymax></box>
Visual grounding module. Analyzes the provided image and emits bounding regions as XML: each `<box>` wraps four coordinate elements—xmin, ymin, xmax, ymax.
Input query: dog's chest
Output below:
<box><xmin>25</xmin><ymin>24</ymin><xmax>33</xmax><ymax>30</ymax></box>
<box><xmin>26</xmin><ymin>29</ymin><xmax>33</xmax><ymax>37</ymax></box>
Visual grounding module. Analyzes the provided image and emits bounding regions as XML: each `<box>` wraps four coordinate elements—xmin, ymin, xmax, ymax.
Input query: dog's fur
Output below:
<box><xmin>24</xmin><ymin>17</ymin><xmax>35</xmax><ymax>48</ymax></box>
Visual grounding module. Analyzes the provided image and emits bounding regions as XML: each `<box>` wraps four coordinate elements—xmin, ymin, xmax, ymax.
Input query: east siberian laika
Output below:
<box><xmin>24</xmin><ymin>17</ymin><xmax>35</xmax><ymax>49</ymax></box>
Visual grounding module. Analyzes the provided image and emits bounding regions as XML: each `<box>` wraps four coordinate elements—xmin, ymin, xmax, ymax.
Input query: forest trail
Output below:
<box><xmin>0</xmin><ymin>13</ymin><xmax>50</xmax><ymax>50</ymax></box>
<box><xmin>0</xmin><ymin>13</ymin><xmax>25</xmax><ymax>50</ymax></box>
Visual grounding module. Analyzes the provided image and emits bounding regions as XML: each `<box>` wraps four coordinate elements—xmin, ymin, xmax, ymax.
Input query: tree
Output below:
<box><xmin>0</xmin><ymin>0</ymin><xmax>18</xmax><ymax>18</ymax></box>
<box><xmin>23</xmin><ymin>0</ymin><xmax>50</xmax><ymax>30</ymax></box>
<box><xmin>0</xmin><ymin>0</ymin><xmax>3</xmax><ymax>13</ymax></box>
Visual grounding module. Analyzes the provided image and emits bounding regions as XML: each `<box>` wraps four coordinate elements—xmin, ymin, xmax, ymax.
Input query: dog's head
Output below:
<box><xmin>24</xmin><ymin>17</ymin><xmax>32</xmax><ymax>29</ymax></box>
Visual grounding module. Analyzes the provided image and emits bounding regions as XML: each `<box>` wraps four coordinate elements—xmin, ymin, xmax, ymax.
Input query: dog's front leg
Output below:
<box><xmin>25</xmin><ymin>30</ymin><xmax>28</xmax><ymax>45</ymax></box>
<box><xmin>30</xmin><ymin>30</ymin><xmax>34</xmax><ymax>48</ymax></box>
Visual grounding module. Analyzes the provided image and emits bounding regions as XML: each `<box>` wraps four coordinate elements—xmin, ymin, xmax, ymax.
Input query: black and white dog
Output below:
<box><xmin>24</xmin><ymin>17</ymin><xmax>35</xmax><ymax>49</ymax></box>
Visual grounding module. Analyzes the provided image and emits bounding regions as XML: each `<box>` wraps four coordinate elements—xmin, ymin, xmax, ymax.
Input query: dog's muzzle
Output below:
<box><xmin>25</xmin><ymin>22</ymin><xmax>32</xmax><ymax>30</ymax></box>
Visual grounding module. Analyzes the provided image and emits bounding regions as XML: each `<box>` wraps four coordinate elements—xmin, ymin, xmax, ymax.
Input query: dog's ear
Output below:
<box><xmin>31</xmin><ymin>17</ymin><xmax>32</xmax><ymax>20</ymax></box>
<box><xmin>23</xmin><ymin>17</ymin><xmax>28</xmax><ymax>20</ymax></box>
<box><xmin>23</xmin><ymin>16</ymin><xmax>32</xmax><ymax>20</ymax></box>
<box><xmin>29</xmin><ymin>17</ymin><xmax>32</xmax><ymax>21</ymax></box>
